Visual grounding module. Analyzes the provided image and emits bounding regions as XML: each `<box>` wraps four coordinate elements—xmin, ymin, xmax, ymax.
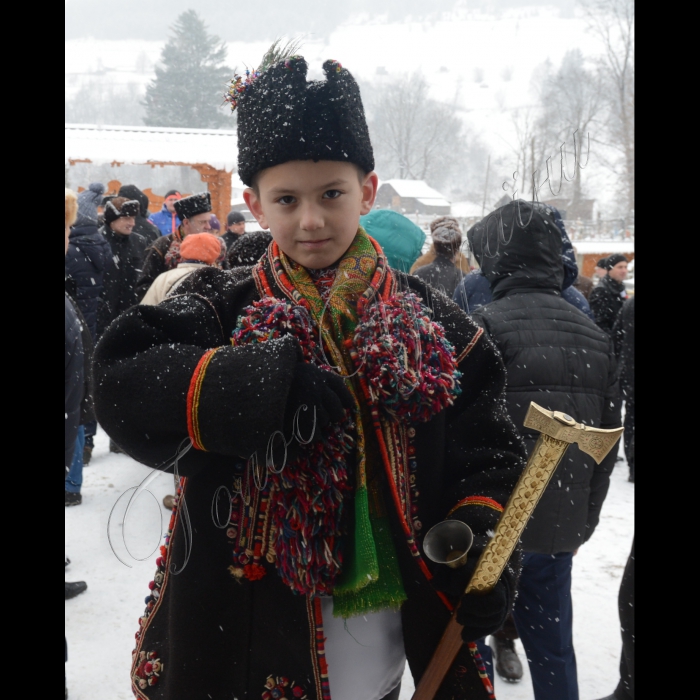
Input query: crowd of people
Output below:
<box><xmin>64</xmin><ymin>51</ymin><xmax>633</xmax><ymax>700</ymax></box>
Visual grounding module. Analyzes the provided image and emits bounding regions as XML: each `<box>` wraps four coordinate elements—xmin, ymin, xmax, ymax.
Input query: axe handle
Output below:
<box><xmin>411</xmin><ymin>616</ymin><xmax>464</xmax><ymax>700</ymax></box>
<box><xmin>411</xmin><ymin>432</ymin><xmax>570</xmax><ymax>700</ymax></box>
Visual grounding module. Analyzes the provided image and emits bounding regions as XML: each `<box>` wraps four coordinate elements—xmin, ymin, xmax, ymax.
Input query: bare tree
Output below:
<box><xmin>580</xmin><ymin>0</ymin><xmax>635</xmax><ymax>215</ymax></box>
<box><xmin>366</xmin><ymin>72</ymin><xmax>467</xmax><ymax>191</ymax></box>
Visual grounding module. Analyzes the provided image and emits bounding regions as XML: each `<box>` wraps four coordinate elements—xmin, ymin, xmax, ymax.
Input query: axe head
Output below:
<box><xmin>523</xmin><ymin>402</ymin><xmax>624</xmax><ymax>465</ymax></box>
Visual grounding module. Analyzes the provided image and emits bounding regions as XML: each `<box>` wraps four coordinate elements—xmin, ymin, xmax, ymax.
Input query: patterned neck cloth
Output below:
<box><xmin>279</xmin><ymin>229</ymin><xmax>406</xmax><ymax>618</ymax></box>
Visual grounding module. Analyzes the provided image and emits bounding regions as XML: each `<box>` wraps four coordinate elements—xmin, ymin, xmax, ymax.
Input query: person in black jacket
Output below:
<box><xmin>469</xmin><ymin>200</ymin><xmax>621</xmax><ymax>700</ymax></box>
<box><xmin>97</xmin><ymin>197</ymin><xmax>148</xmax><ymax>337</ymax></box>
<box><xmin>613</xmin><ymin>295</ymin><xmax>635</xmax><ymax>482</ymax></box>
<box><xmin>119</xmin><ymin>184</ymin><xmax>161</xmax><ymax>244</ymax></box>
<box><xmin>136</xmin><ymin>191</ymin><xmax>225</xmax><ymax>299</ymax></box>
<box><xmin>221</xmin><ymin>209</ymin><xmax>247</xmax><ymax>249</ymax></box>
<box><xmin>412</xmin><ymin>217</ymin><xmax>465</xmax><ymax>297</ymax></box>
<box><xmin>589</xmin><ymin>254</ymin><xmax>629</xmax><ymax>334</ymax></box>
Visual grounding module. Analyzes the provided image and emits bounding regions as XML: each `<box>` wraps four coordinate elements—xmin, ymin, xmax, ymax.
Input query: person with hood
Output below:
<box><xmin>97</xmin><ymin>197</ymin><xmax>148</xmax><ymax>336</ymax></box>
<box><xmin>226</xmin><ymin>229</ymin><xmax>273</xmax><ymax>267</ymax></box>
<box><xmin>412</xmin><ymin>217</ymin><xmax>465</xmax><ymax>297</ymax></box>
<box><xmin>453</xmin><ymin>204</ymin><xmax>595</xmax><ymax>321</ymax></box>
<box><xmin>136</xmin><ymin>191</ymin><xmax>227</xmax><ymax>299</ymax></box>
<box><xmin>65</xmin><ymin>181</ymin><xmax>113</xmax><ymax>464</ymax></box>
<box><xmin>589</xmin><ymin>254</ymin><xmax>629</xmax><ymax>335</ymax></box>
<box><xmin>467</xmin><ymin>199</ymin><xmax>621</xmax><ymax>700</ymax></box>
<box><xmin>148</xmin><ymin>189</ymin><xmax>182</xmax><ymax>236</ymax></box>
<box><xmin>119</xmin><ymin>184</ymin><xmax>161</xmax><ymax>244</ymax></box>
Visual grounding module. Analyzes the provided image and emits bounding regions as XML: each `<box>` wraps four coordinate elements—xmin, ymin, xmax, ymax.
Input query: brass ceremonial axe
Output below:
<box><xmin>411</xmin><ymin>402</ymin><xmax>623</xmax><ymax>700</ymax></box>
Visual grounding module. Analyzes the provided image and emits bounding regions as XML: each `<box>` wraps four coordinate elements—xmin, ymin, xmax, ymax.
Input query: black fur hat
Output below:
<box><xmin>227</xmin><ymin>230</ymin><xmax>273</xmax><ymax>267</ymax></box>
<box><xmin>174</xmin><ymin>191</ymin><xmax>212</xmax><ymax>220</ymax></box>
<box><xmin>104</xmin><ymin>197</ymin><xmax>140</xmax><ymax>224</ymax></box>
<box><xmin>234</xmin><ymin>57</ymin><xmax>374</xmax><ymax>186</ymax></box>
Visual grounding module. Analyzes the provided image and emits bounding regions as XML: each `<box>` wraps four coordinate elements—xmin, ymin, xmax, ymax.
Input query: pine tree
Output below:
<box><xmin>143</xmin><ymin>10</ymin><xmax>233</xmax><ymax>129</ymax></box>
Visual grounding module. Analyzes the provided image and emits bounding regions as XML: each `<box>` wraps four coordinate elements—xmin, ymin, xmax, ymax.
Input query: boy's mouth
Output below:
<box><xmin>298</xmin><ymin>238</ymin><xmax>332</xmax><ymax>249</ymax></box>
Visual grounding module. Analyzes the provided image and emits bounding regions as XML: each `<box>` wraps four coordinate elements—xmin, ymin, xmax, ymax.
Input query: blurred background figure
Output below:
<box><xmin>593</xmin><ymin>257</ymin><xmax>609</xmax><ymax>281</ymax></box>
<box><xmin>64</xmin><ymin>188</ymin><xmax>88</xmax><ymax>699</ymax></box>
<box><xmin>410</xmin><ymin>217</ymin><xmax>471</xmax><ymax>274</ymax></box>
<box><xmin>98</xmin><ymin>198</ymin><xmax>148</xmax><ymax>340</ymax></box>
<box><xmin>468</xmin><ymin>200</ymin><xmax>621</xmax><ymax>700</ymax></box>
<box><xmin>360</xmin><ymin>209</ymin><xmax>425</xmax><ymax>273</ymax></box>
<box><xmin>613</xmin><ymin>295</ymin><xmax>635</xmax><ymax>482</ymax></box>
<box><xmin>65</xmin><ymin>182</ymin><xmax>112</xmax><ymax>466</ymax></box>
<box><xmin>227</xmin><ymin>230</ymin><xmax>273</xmax><ymax>268</ymax></box>
<box><xmin>137</xmin><ymin>191</ymin><xmax>224</xmax><ymax>299</ymax></box>
<box><xmin>141</xmin><ymin>232</ymin><xmax>226</xmax><ymax>305</ymax></box>
<box><xmin>412</xmin><ymin>216</ymin><xmax>465</xmax><ymax>297</ymax></box>
<box><xmin>209</xmin><ymin>213</ymin><xmax>221</xmax><ymax>235</ymax></box>
<box><xmin>119</xmin><ymin>184</ymin><xmax>160</xmax><ymax>244</ymax></box>
<box><xmin>222</xmin><ymin>209</ymin><xmax>247</xmax><ymax>250</ymax></box>
<box><xmin>148</xmin><ymin>189</ymin><xmax>182</xmax><ymax>236</ymax></box>
<box><xmin>589</xmin><ymin>254</ymin><xmax>628</xmax><ymax>335</ymax></box>
<box><xmin>573</xmin><ymin>274</ymin><xmax>594</xmax><ymax>300</ymax></box>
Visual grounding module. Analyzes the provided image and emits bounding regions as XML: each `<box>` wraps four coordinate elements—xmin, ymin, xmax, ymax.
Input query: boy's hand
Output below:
<box><xmin>431</xmin><ymin>557</ymin><xmax>512</xmax><ymax>643</ymax></box>
<box><xmin>285</xmin><ymin>363</ymin><xmax>354</xmax><ymax>442</ymax></box>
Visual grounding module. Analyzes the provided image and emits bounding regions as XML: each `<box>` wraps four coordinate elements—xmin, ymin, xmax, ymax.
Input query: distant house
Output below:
<box><xmin>65</xmin><ymin>123</ymin><xmax>238</xmax><ymax>225</ymax></box>
<box><xmin>375</xmin><ymin>180</ymin><xmax>451</xmax><ymax>216</ymax></box>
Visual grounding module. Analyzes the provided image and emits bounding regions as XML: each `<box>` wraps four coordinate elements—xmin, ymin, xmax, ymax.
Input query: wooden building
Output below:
<box><xmin>65</xmin><ymin>123</ymin><xmax>239</xmax><ymax>225</ymax></box>
<box><xmin>375</xmin><ymin>180</ymin><xmax>451</xmax><ymax>216</ymax></box>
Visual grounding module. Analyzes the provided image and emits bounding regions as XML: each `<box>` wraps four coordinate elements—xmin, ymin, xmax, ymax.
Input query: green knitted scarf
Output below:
<box><xmin>279</xmin><ymin>229</ymin><xmax>407</xmax><ymax>618</ymax></box>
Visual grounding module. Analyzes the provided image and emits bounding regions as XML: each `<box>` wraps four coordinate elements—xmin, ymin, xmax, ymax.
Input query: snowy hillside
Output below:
<box><xmin>65</xmin><ymin>4</ymin><xmax>616</xmax><ymax>209</ymax></box>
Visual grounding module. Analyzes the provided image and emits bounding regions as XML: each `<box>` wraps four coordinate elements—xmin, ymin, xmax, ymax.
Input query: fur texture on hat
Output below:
<box><xmin>430</xmin><ymin>216</ymin><xmax>463</xmax><ymax>257</ymax></box>
<box><xmin>180</xmin><ymin>233</ymin><xmax>224</xmax><ymax>265</ymax></box>
<box><xmin>227</xmin><ymin>230</ymin><xmax>273</xmax><ymax>267</ymax></box>
<box><xmin>76</xmin><ymin>182</ymin><xmax>106</xmax><ymax>226</ymax></box>
<box><xmin>65</xmin><ymin>189</ymin><xmax>78</xmax><ymax>228</ymax></box>
<box><xmin>234</xmin><ymin>57</ymin><xmax>374</xmax><ymax>186</ymax></box>
<box><xmin>174</xmin><ymin>191</ymin><xmax>212</xmax><ymax>220</ymax></box>
<box><xmin>104</xmin><ymin>197</ymin><xmax>141</xmax><ymax>224</ymax></box>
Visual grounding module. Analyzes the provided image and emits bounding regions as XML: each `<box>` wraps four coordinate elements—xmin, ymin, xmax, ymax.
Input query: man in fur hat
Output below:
<box><xmin>94</xmin><ymin>49</ymin><xmax>525</xmax><ymax>700</ymax></box>
<box><xmin>136</xmin><ymin>191</ymin><xmax>226</xmax><ymax>299</ymax></box>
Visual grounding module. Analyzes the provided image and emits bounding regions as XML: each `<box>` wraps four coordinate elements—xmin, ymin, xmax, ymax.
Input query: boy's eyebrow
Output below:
<box><xmin>267</xmin><ymin>178</ymin><xmax>351</xmax><ymax>196</ymax></box>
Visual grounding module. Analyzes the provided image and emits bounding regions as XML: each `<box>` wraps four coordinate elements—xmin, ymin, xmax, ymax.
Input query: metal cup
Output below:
<box><xmin>422</xmin><ymin>520</ymin><xmax>474</xmax><ymax>569</ymax></box>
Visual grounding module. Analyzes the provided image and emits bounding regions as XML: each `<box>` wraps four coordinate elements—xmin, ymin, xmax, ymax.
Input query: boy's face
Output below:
<box><xmin>244</xmin><ymin>160</ymin><xmax>378</xmax><ymax>269</ymax></box>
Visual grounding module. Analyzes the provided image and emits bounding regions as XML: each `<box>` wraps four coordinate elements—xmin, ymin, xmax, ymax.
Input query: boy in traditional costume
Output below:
<box><xmin>94</xmin><ymin>49</ymin><xmax>526</xmax><ymax>700</ymax></box>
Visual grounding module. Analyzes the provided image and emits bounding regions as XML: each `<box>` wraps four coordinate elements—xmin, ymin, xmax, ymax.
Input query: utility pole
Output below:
<box><xmin>481</xmin><ymin>154</ymin><xmax>491</xmax><ymax>217</ymax></box>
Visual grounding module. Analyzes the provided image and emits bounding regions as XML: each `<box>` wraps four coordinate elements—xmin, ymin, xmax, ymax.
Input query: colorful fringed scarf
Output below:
<box><xmin>234</xmin><ymin>228</ymin><xmax>462</xmax><ymax>617</ymax></box>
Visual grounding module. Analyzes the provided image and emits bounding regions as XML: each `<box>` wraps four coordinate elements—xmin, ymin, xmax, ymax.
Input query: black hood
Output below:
<box><xmin>118</xmin><ymin>184</ymin><xmax>149</xmax><ymax>218</ymax></box>
<box><xmin>468</xmin><ymin>200</ymin><xmax>564</xmax><ymax>300</ymax></box>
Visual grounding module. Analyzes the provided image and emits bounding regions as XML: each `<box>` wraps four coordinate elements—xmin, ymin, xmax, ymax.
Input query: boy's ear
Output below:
<box><xmin>244</xmin><ymin>187</ymin><xmax>268</xmax><ymax>230</ymax></box>
<box><xmin>360</xmin><ymin>171</ymin><xmax>379</xmax><ymax>216</ymax></box>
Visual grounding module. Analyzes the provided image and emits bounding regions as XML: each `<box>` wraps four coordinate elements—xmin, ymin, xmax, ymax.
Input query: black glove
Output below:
<box><xmin>432</xmin><ymin>556</ymin><xmax>512</xmax><ymax>644</ymax></box>
<box><xmin>285</xmin><ymin>362</ymin><xmax>354</xmax><ymax>443</ymax></box>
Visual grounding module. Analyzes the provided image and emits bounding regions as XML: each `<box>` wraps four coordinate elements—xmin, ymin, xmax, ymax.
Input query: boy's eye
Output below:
<box><xmin>277</xmin><ymin>195</ymin><xmax>296</xmax><ymax>205</ymax></box>
<box><xmin>323</xmin><ymin>189</ymin><xmax>342</xmax><ymax>200</ymax></box>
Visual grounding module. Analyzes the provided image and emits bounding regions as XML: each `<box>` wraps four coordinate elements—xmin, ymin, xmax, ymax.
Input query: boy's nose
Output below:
<box><xmin>298</xmin><ymin>204</ymin><xmax>324</xmax><ymax>231</ymax></box>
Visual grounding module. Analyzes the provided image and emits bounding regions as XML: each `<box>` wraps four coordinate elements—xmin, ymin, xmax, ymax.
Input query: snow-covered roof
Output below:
<box><xmin>416</xmin><ymin>197</ymin><xmax>450</xmax><ymax>208</ymax></box>
<box><xmin>380</xmin><ymin>179</ymin><xmax>449</xmax><ymax>202</ymax></box>
<box><xmin>573</xmin><ymin>240</ymin><xmax>635</xmax><ymax>254</ymax></box>
<box><xmin>65</xmin><ymin>123</ymin><xmax>238</xmax><ymax>171</ymax></box>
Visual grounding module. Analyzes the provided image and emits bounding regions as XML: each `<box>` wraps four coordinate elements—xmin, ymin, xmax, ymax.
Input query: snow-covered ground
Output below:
<box><xmin>65</xmin><ymin>427</ymin><xmax>633</xmax><ymax>700</ymax></box>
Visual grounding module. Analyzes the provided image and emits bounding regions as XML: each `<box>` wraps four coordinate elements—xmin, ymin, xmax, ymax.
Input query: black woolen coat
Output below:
<box><xmin>97</xmin><ymin>225</ymin><xmax>148</xmax><ymax>337</ymax></box>
<box><xmin>136</xmin><ymin>233</ymin><xmax>173</xmax><ymax>300</ymax></box>
<box><xmin>589</xmin><ymin>274</ymin><xmax>628</xmax><ymax>335</ymax></box>
<box><xmin>94</xmin><ymin>263</ymin><xmax>526</xmax><ymax>700</ymax></box>
<box><xmin>65</xmin><ymin>222</ymin><xmax>113</xmax><ymax>338</ymax></box>
<box><xmin>613</xmin><ymin>296</ymin><xmax>635</xmax><ymax>402</ymax></box>
<box><xmin>469</xmin><ymin>203</ymin><xmax>621</xmax><ymax>554</ymax></box>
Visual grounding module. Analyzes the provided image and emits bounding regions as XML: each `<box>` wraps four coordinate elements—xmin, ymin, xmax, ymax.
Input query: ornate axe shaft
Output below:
<box><xmin>411</xmin><ymin>402</ymin><xmax>623</xmax><ymax>700</ymax></box>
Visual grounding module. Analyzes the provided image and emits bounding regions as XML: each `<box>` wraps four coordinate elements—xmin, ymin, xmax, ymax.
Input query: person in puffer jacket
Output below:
<box><xmin>469</xmin><ymin>199</ymin><xmax>621</xmax><ymax>700</ymax></box>
<box><xmin>65</xmin><ymin>182</ymin><xmax>113</xmax><ymax>339</ymax></box>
